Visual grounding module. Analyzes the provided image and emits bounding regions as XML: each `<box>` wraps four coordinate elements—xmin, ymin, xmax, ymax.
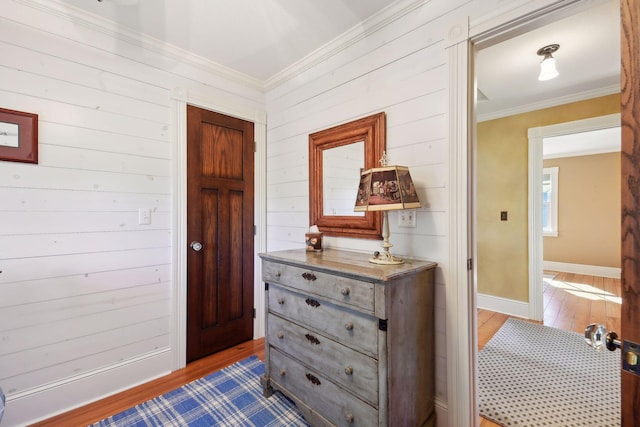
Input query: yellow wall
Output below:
<box><xmin>477</xmin><ymin>94</ymin><xmax>620</xmax><ymax>302</ymax></box>
<box><xmin>543</xmin><ymin>152</ymin><xmax>620</xmax><ymax>267</ymax></box>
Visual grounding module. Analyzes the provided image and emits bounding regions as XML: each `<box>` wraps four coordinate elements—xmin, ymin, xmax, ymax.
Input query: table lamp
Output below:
<box><xmin>354</xmin><ymin>152</ymin><xmax>420</xmax><ymax>264</ymax></box>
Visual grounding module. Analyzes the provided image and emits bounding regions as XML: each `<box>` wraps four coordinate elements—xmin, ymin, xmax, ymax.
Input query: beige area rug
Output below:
<box><xmin>478</xmin><ymin>318</ymin><xmax>620</xmax><ymax>426</ymax></box>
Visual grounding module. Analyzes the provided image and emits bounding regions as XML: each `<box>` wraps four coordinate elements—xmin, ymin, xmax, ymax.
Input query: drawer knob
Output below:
<box><xmin>345</xmin><ymin>413</ymin><xmax>355</xmax><ymax>423</ymax></box>
<box><xmin>279</xmin><ymin>369</ymin><xmax>286</xmax><ymax>377</ymax></box>
<box><xmin>301</xmin><ymin>272</ymin><xmax>317</xmax><ymax>281</ymax></box>
<box><xmin>305</xmin><ymin>298</ymin><xmax>321</xmax><ymax>308</ymax></box>
<box><xmin>277</xmin><ymin>297</ymin><xmax>285</xmax><ymax>305</ymax></box>
<box><xmin>345</xmin><ymin>322</ymin><xmax>354</xmax><ymax>331</ymax></box>
<box><xmin>341</xmin><ymin>287</ymin><xmax>350</xmax><ymax>296</ymax></box>
<box><xmin>305</xmin><ymin>333</ymin><xmax>321</xmax><ymax>345</ymax></box>
<box><xmin>275</xmin><ymin>271</ymin><xmax>281</xmax><ymax>278</ymax></box>
<box><xmin>277</xmin><ymin>331</ymin><xmax>285</xmax><ymax>339</ymax></box>
<box><xmin>305</xmin><ymin>373</ymin><xmax>321</xmax><ymax>386</ymax></box>
<box><xmin>344</xmin><ymin>366</ymin><xmax>354</xmax><ymax>376</ymax></box>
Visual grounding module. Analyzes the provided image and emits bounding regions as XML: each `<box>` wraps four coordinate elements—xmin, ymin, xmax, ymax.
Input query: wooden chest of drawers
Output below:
<box><xmin>259</xmin><ymin>249</ymin><xmax>436</xmax><ymax>427</ymax></box>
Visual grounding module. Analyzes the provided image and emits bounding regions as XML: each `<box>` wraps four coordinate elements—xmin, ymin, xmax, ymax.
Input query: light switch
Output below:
<box><xmin>398</xmin><ymin>210</ymin><xmax>417</xmax><ymax>228</ymax></box>
<box><xmin>500</xmin><ymin>211</ymin><xmax>508</xmax><ymax>221</ymax></box>
<box><xmin>138</xmin><ymin>208</ymin><xmax>152</xmax><ymax>225</ymax></box>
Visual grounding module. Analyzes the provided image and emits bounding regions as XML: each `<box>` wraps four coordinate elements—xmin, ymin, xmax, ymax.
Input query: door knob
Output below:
<box><xmin>190</xmin><ymin>241</ymin><xmax>203</xmax><ymax>252</ymax></box>
<box><xmin>584</xmin><ymin>323</ymin><xmax>621</xmax><ymax>351</ymax></box>
<box><xmin>585</xmin><ymin>323</ymin><xmax>640</xmax><ymax>377</ymax></box>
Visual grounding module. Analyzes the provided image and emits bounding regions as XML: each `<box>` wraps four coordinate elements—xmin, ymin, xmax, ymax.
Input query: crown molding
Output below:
<box><xmin>16</xmin><ymin>0</ymin><xmax>431</xmax><ymax>93</ymax></box>
<box><xmin>477</xmin><ymin>84</ymin><xmax>620</xmax><ymax>122</ymax></box>
<box><xmin>263</xmin><ymin>0</ymin><xmax>431</xmax><ymax>91</ymax></box>
<box><xmin>15</xmin><ymin>0</ymin><xmax>264</xmax><ymax>91</ymax></box>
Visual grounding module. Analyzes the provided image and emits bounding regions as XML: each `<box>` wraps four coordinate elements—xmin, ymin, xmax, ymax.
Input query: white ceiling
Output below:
<box><xmin>476</xmin><ymin>0</ymin><xmax>620</xmax><ymax>120</ymax></box>
<box><xmin>544</xmin><ymin>127</ymin><xmax>620</xmax><ymax>159</ymax></box>
<box><xmin>53</xmin><ymin>0</ymin><xmax>394</xmax><ymax>82</ymax></box>
<box><xmin>53</xmin><ymin>0</ymin><xmax>621</xmax><ymax>129</ymax></box>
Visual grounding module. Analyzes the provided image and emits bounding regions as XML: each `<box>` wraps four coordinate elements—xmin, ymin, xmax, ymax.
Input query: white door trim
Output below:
<box><xmin>169</xmin><ymin>88</ymin><xmax>267</xmax><ymax>370</ymax></box>
<box><xmin>527</xmin><ymin>113</ymin><xmax>621</xmax><ymax>321</ymax></box>
<box><xmin>445</xmin><ymin>15</ymin><xmax>477</xmax><ymax>427</ymax></box>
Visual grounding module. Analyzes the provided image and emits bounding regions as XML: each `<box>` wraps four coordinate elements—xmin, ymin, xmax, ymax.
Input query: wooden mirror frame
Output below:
<box><xmin>309</xmin><ymin>112</ymin><xmax>385</xmax><ymax>239</ymax></box>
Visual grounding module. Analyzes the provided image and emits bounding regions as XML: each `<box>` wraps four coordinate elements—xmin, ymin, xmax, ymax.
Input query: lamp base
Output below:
<box><xmin>369</xmin><ymin>211</ymin><xmax>405</xmax><ymax>265</ymax></box>
<box><xmin>369</xmin><ymin>251</ymin><xmax>404</xmax><ymax>265</ymax></box>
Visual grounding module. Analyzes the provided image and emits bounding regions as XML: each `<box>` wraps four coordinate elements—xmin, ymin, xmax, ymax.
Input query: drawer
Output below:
<box><xmin>268</xmin><ymin>285</ymin><xmax>378</xmax><ymax>357</ymax></box>
<box><xmin>269</xmin><ymin>348</ymin><xmax>378</xmax><ymax>427</ymax></box>
<box><xmin>263</xmin><ymin>260</ymin><xmax>374</xmax><ymax>313</ymax></box>
<box><xmin>268</xmin><ymin>313</ymin><xmax>378</xmax><ymax>406</ymax></box>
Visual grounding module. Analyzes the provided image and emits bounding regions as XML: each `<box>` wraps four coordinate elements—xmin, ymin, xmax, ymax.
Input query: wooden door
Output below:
<box><xmin>620</xmin><ymin>0</ymin><xmax>640</xmax><ymax>423</ymax></box>
<box><xmin>186</xmin><ymin>105</ymin><xmax>254</xmax><ymax>363</ymax></box>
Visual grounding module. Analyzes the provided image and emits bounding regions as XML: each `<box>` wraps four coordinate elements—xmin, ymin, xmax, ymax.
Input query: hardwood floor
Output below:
<box><xmin>31</xmin><ymin>271</ymin><xmax>622</xmax><ymax>427</ymax></box>
<box><xmin>478</xmin><ymin>271</ymin><xmax>622</xmax><ymax>427</ymax></box>
<box><xmin>32</xmin><ymin>338</ymin><xmax>265</xmax><ymax>427</ymax></box>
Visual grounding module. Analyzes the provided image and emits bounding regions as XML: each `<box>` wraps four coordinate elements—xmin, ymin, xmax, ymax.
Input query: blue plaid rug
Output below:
<box><xmin>92</xmin><ymin>356</ymin><xmax>309</xmax><ymax>426</ymax></box>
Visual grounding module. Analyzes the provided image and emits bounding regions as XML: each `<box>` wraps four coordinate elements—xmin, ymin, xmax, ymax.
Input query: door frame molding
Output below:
<box><xmin>527</xmin><ymin>113</ymin><xmax>621</xmax><ymax>321</ymax></box>
<box><xmin>446</xmin><ymin>0</ymin><xmax>605</xmax><ymax>424</ymax></box>
<box><xmin>170</xmin><ymin>87</ymin><xmax>267</xmax><ymax>370</ymax></box>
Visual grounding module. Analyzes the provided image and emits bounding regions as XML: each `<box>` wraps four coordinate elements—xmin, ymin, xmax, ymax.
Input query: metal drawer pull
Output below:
<box><xmin>305</xmin><ymin>333</ymin><xmax>320</xmax><ymax>345</ymax></box>
<box><xmin>277</xmin><ymin>331</ymin><xmax>285</xmax><ymax>339</ymax></box>
<box><xmin>305</xmin><ymin>373</ymin><xmax>321</xmax><ymax>386</ymax></box>
<box><xmin>279</xmin><ymin>369</ymin><xmax>286</xmax><ymax>377</ymax></box>
<box><xmin>344</xmin><ymin>366</ymin><xmax>354</xmax><ymax>376</ymax></box>
<box><xmin>301</xmin><ymin>272</ymin><xmax>317</xmax><ymax>281</ymax></box>
<box><xmin>345</xmin><ymin>322</ymin><xmax>354</xmax><ymax>331</ymax></box>
<box><xmin>345</xmin><ymin>413</ymin><xmax>354</xmax><ymax>423</ymax></box>
<box><xmin>305</xmin><ymin>298</ymin><xmax>321</xmax><ymax>308</ymax></box>
<box><xmin>277</xmin><ymin>298</ymin><xmax>285</xmax><ymax>305</ymax></box>
<box><xmin>341</xmin><ymin>287</ymin><xmax>350</xmax><ymax>296</ymax></box>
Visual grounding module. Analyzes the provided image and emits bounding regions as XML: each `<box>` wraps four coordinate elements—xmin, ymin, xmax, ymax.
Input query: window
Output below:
<box><xmin>542</xmin><ymin>166</ymin><xmax>558</xmax><ymax>236</ymax></box>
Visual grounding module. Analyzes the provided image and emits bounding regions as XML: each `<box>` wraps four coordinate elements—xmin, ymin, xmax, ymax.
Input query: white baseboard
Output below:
<box><xmin>477</xmin><ymin>293</ymin><xmax>529</xmax><ymax>319</ymax></box>
<box><xmin>543</xmin><ymin>261</ymin><xmax>621</xmax><ymax>279</ymax></box>
<box><xmin>434</xmin><ymin>397</ymin><xmax>447</xmax><ymax>426</ymax></box>
<box><xmin>4</xmin><ymin>348</ymin><xmax>172</xmax><ymax>427</ymax></box>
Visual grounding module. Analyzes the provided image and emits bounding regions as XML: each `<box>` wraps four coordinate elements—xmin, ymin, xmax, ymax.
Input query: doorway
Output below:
<box><xmin>528</xmin><ymin>116</ymin><xmax>621</xmax><ymax>321</ymax></box>
<box><xmin>470</xmin><ymin>0</ymin><xmax>620</xmax><ymax>427</ymax></box>
<box><xmin>443</xmin><ymin>0</ymin><xmax>627</xmax><ymax>425</ymax></box>
<box><xmin>185</xmin><ymin>105</ymin><xmax>255</xmax><ymax>362</ymax></box>
<box><xmin>474</xmin><ymin>0</ymin><xmax>621</xmax><ymax>323</ymax></box>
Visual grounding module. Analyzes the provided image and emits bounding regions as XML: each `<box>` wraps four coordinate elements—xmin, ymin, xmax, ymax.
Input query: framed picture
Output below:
<box><xmin>0</xmin><ymin>107</ymin><xmax>38</xmax><ymax>164</ymax></box>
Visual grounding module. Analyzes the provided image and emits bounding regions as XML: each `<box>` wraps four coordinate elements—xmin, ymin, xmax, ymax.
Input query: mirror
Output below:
<box><xmin>322</xmin><ymin>141</ymin><xmax>364</xmax><ymax>216</ymax></box>
<box><xmin>309</xmin><ymin>112</ymin><xmax>385</xmax><ymax>239</ymax></box>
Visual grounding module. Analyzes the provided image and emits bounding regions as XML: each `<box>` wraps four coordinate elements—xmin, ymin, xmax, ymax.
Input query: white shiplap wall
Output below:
<box><xmin>0</xmin><ymin>0</ymin><xmax>570</xmax><ymax>425</ymax></box>
<box><xmin>0</xmin><ymin>0</ymin><xmax>265</xmax><ymax>425</ymax></box>
<box><xmin>265</xmin><ymin>0</ymin><xmax>479</xmax><ymax>411</ymax></box>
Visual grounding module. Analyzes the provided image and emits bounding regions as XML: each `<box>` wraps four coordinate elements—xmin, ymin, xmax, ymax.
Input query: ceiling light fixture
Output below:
<box><xmin>537</xmin><ymin>44</ymin><xmax>560</xmax><ymax>81</ymax></box>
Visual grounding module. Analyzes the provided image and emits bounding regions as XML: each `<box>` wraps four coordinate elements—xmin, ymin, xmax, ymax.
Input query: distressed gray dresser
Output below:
<box><xmin>259</xmin><ymin>249</ymin><xmax>436</xmax><ymax>427</ymax></box>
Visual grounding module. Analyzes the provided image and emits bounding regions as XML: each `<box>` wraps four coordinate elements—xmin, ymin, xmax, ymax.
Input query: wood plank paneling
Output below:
<box><xmin>0</xmin><ymin>265</ymin><xmax>171</xmax><ymax>306</ymax></box>
<box><xmin>0</xmin><ymin>187</ymin><xmax>170</xmax><ymax>211</ymax></box>
<box><xmin>264</xmin><ymin>0</ymin><xmax>472</xmax><ymax>405</ymax></box>
<box><xmin>0</xmin><ymin>0</ymin><xmax>264</xmax><ymax>423</ymax></box>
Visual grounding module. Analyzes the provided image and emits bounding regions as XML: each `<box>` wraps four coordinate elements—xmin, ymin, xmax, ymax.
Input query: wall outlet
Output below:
<box><xmin>398</xmin><ymin>210</ymin><xmax>417</xmax><ymax>228</ymax></box>
<box><xmin>138</xmin><ymin>207</ymin><xmax>152</xmax><ymax>225</ymax></box>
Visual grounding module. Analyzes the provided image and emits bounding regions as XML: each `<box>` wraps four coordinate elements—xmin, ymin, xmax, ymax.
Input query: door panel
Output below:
<box><xmin>620</xmin><ymin>0</ymin><xmax>640</xmax><ymax>423</ymax></box>
<box><xmin>186</xmin><ymin>105</ymin><xmax>254</xmax><ymax>363</ymax></box>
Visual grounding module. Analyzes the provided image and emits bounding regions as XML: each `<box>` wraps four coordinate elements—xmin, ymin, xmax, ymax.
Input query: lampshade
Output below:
<box><xmin>354</xmin><ymin>165</ymin><xmax>421</xmax><ymax>212</ymax></box>
<box><xmin>354</xmin><ymin>155</ymin><xmax>420</xmax><ymax>265</ymax></box>
<box><xmin>537</xmin><ymin>44</ymin><xmax>559</xmax><ymax>81</ymax></box>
